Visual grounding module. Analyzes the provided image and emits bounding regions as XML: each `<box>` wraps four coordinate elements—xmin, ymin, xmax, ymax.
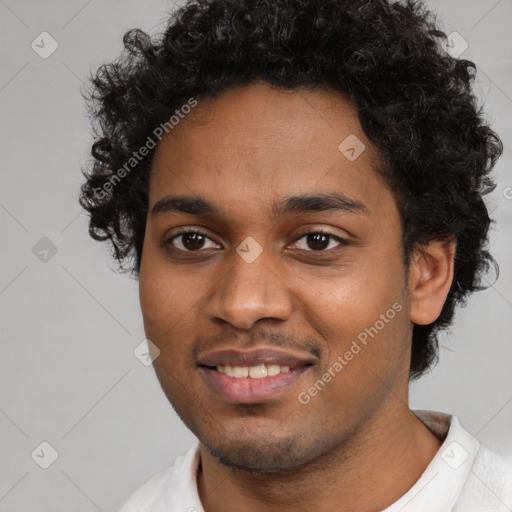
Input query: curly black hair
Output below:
<box><xmin>79</xmin><ymin>0</ymin><xmax>502</xmax><ymax>380</ymax></box>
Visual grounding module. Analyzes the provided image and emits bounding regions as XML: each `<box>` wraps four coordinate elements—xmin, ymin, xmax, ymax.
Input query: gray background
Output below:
<box><xmin>0</xmin><ymin>0</ymin><xmax>511</xmax><ymax>510</ymax></box>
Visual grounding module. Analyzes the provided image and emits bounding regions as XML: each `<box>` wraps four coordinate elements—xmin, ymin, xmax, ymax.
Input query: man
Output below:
<box><xmin>79</xmin><ymin>0</ymin><xmax>512</xmax><ymax>510</ymax></box>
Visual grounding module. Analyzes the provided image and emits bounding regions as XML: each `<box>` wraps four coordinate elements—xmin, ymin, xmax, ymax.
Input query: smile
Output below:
<box><xmin>200</xmin><ymin>365</ymin><xmax>311</xmax><ymax>403</ymax></box>
<box><xmin>215</xmin><ymin>363</ymin><xmax>291</xmax><ymax>378</ymax></box>
<box><xmin>197</xmin><ymin>346</ymin><xmax>317</xmax><ymax>403</ymax></box>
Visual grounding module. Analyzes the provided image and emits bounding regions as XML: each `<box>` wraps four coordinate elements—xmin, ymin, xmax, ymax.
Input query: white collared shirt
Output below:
<box><xmin>119</xmin><ymin>410</ymin><xmax>512</xmax><ymax>511</ymax></box>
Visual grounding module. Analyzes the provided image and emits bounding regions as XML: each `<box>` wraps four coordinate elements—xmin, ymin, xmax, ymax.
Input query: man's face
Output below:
<box><xmin>139</xmin><ymin>81</ymin><xmax>414</xmax><ymax>472</ymax></box>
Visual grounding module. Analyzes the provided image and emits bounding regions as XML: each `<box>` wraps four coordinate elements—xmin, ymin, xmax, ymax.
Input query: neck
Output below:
<box><xmin>197</xmin><ymin>403</ymin><xmax>442</xmax><ymax>512</ymax></box>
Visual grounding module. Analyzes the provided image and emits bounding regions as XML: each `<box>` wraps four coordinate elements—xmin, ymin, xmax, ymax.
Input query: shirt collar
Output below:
<box><xmin>382</xmin><ymin>409</ymin><xmax>480</xmax><ymax>511</ymax></box>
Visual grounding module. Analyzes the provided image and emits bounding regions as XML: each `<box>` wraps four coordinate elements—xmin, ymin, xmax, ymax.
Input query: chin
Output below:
<box><xmin>198</xmin><ymin>429</ymin><xmax>320</xmax><ymax>473</ymax></box>
<box><xmin>208</xmin><ymin>442</ymin><xmax>305</xmax><ymax>473</ymax></box>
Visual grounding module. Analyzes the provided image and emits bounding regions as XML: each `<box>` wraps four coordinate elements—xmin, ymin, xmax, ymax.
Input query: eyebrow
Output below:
<box><xmin>151</xmin><ymin>192</ymin><xmax>370</xmax><ymax>219</ymax></box>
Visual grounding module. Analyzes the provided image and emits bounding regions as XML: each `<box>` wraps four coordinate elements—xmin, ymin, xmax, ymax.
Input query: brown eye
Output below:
<box><xmin>306</xmin><ymin>233</ymin><xmax>330</xmax><ymax>250</ymax></box>
<box><xmin>167</xmin><ymin>230</ymin><xmax>220</xmax><ymax>252</ymax></box>
<box><xmin>180</xmin><ymin>232</ymin><xmax>206</xmax><ymax>250</ymax></box>
<box><xmin>292</xmin><ymin>231</ymin><xmax>348</xmax><ymax>252</ymax></box>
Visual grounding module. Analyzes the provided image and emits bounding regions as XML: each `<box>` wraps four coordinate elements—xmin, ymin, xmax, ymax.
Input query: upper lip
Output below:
<box><xmin>197</xmin><ymin>347</ymin><xmax>318</xmax><ymax>369</ymax></box>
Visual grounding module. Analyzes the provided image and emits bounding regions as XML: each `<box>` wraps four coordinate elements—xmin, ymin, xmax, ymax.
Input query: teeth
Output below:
<box><xmin>267</xmin><ymin>364</ymin><xmax>280</xmax><ymax>376</ymax></box>
<box><xmin>217</xmin><ymin>364</ymin><xmax>292</xmax><ymax>378</ymax></box>
<box><xmin>249</xmin><ymin>364</ymin><xmax>267</xmax><ymax>378</ymax></box>
<box><xmin>233</xmin><ymin>366</ymin><xmax>249</xmax><ymax>378</ymax></box>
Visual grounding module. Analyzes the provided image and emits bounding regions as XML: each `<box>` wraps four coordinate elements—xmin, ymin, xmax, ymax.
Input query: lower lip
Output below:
<box><xmin>200</xmin><ymin>366</ymin><xmax>310</xmax><ymax>404</ymax></box>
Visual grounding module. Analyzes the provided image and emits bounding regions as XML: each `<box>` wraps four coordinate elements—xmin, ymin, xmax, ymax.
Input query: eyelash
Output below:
<box><xmin>165</xmin><ymin>227</ymin><xmax>349</xmax><ymax>254</ymax></box>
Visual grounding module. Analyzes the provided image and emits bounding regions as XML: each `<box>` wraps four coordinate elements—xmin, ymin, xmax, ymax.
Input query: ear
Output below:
<box><xmin>408</xmin><ymin>239</ymin><xmax>456</xmax><ymax>325</ymax></box>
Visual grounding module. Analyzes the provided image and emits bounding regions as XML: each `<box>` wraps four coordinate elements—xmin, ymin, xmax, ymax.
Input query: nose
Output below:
<box><xmin>204</xmin><ymin>249</ymin><xmax>293</xmax><ymax>330</ymax></box>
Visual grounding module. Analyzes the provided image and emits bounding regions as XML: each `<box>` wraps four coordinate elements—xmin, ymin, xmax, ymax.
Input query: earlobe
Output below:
<box><xmin>409</xmin><ymin>240</ymin><xmax>456</xmax><ymax>325</ymax></box>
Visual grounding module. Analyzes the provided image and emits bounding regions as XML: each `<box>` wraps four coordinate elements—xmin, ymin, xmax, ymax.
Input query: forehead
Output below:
<box><xmin>149</xmin><ymin>81</ymin><xmax>392</xmax><ymax>217</ymax></box>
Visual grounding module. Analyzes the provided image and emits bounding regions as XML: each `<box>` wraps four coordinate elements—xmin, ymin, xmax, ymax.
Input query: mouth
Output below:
<box><xmin>215</xmin><ymin>363</ymin><xmax>293</xmax><ymax>378</ymax></box>
<box><xmin>197</xmin><ymin>347</ymin><xmax>316</xmax><ymax>404</ymax></box>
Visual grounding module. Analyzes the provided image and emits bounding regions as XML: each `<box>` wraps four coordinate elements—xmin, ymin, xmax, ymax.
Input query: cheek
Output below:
<box><xmin>139</xmin><ymin>261</ymin><xmax>196</xmax><ymax>398</ymax></box>
<box><xmin>297</xmin><ymin>276</ymin><xmax>409</xmax><ymax>421</ymax></box>
<box><xmin>139</xmin><ymin>249</ymin><xmax>193</xmax><ymax>344</ymax></box>
<box><xmin>297</xmin><ymin>252</ymin><xmax>408</xmax><ymax>376</ymax></box>
<box><xmin>302</xmin><ymin>260</ymin><xmax>404</xmax><ymax>333</ymax></box>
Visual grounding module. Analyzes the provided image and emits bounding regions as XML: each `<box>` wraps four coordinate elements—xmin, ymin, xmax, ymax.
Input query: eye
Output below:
<box><xmin>166</xmin><ymin>229</ymin><xmax>220</xmax><ymax>252</ymax></box>
<box><xmin>291</xmin><ymin>230</ymin><xmax>348</xmax><ymax>252</ymax></box>
<box><xmin>165</xmin><ymin>228</ymin><xmax>348</xmax><ymax>254</ymax></box>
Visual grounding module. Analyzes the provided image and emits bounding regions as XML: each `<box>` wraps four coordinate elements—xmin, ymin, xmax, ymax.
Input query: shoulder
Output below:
<box><xmin>455</xmin><ymin>441</ymin><xmax>512</xmax><ymax>510</ymax></box>
<box><xmin>118</xmin><ymin>443</ymin><xmax>201</xmax><ymax>512</ymax></box>
<box><xmin>413</xmin><ymin>410</ymin><xmax>512</xmax><ymax>511</ymax></box>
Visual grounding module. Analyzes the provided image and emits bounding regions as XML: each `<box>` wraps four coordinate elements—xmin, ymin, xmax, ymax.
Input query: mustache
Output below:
<box><xmin>192</xmin><ymin>328</ymin><xmax>322</xmax><ymax>359</ymax></box>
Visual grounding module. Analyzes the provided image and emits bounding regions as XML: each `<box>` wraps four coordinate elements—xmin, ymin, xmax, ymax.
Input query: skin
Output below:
<box><xmin>138</xmin><ymin>80</ymin><xmax>455</xmax><ymax>512</ymax></box>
